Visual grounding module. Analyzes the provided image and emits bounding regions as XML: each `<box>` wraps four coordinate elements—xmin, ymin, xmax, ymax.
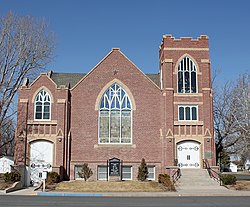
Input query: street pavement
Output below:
<box><xmin>0</xmin><ymin>195</ymin><xmax>250</xmax><ymax>207</ymax></box>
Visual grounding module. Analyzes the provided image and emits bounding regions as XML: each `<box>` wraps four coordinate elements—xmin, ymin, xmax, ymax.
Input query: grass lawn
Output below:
<box><xmin>237</xmin><ymin>171</ymin><xmax>250</xmax><ymax>174</ymax></box>
<box><xmin>54</xmin><ymin>180</ymin><xmax>167</xmax><ymax>192</ymax></box>
<box><xmin>0</xmin><ymin>174</ymin><xmax>13</xmax><ymax>190</ymax></box>
<box><xmin>233</xmin><ymin>181</ymin><xmax>250</xmax><ymax>191</ymax></box>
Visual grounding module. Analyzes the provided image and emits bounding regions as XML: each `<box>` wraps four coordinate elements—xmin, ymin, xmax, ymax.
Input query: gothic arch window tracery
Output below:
<box><xmin>99</xmin><ymin>83</ymin><xmax>132</xmax><ymax>144</ymax></box>
<box><xmin>178</xmin><ymin>56</ymin><xmax>197</xmax><ymax>93</ymax></box>
<box><xmin>34</xmin><ymin>89</ymin><xmax>51</xmax><ymax>120</ymax></box>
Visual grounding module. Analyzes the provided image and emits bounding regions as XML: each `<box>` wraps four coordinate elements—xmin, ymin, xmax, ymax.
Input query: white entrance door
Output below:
<box><xmin>177</xmin><ymin>141</ymin><xmax>200</xmax><ymax>168</ymax></box>
<box><xmin>29</xmin><ymin>140</ymin><xmax>53</xmax><ymax>186</ymax></box>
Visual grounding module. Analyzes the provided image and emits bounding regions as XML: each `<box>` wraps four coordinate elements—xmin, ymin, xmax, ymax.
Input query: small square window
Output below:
<box><xmin>98</xmin><ymin>166</ymin><xmax>108</xmax><ymax>180</ymax></box>
<box><xmin>75</xmin><ymin>165</ymin><xmax>83</xmax><ymax>179</ymax></box>
<box><xmin>122</xmin><ymin>166</ymin><xmax>132</xmax><ymax>180</ymax></box>
<box><xmin>147</xmin><ymin>166</ymin><xmax>155</xmax><ymax>180</ymax></box>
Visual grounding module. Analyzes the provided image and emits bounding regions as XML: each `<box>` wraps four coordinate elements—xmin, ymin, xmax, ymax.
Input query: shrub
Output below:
<box><xmin>0</xmin><ymin>173</ymin><xmax>4</xmax><ymax>180</ymax></box>
<box><xmin>78</xmin><ymin>163</ymin><xmax>93</xmax><ymax>181</ymax></box>
<box><xmin>46</xmin><ymin>172</ymin><xmax>60</xmax><ymax>185</ymax></box>
<box><xmin>158</xmin><ymin>174</ymin><xmax>170</xmax><ymax>183</ymax></box>
<box><xmin>137</xmin><ymin>158</ymin><xmax>148</xmax><ymax>181</ymax></box>
<box><xmin>4</xmin><ymin>171</ymin><xmax>21</xmax><ymax>183</ymax></box>
<box><xmin>220</xmin><ymin>174</ymin><xmax>237</xmax><ymax>185</ymax></box>
<box><xmin>158</xmin><ymin>174</ymin><xmax>176</xmax><ymax>191</ymax></box>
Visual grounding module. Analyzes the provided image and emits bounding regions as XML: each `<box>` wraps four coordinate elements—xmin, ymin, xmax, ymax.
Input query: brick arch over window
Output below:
<box><xmin>33</xmin><ymin>88</ymin><xmax>52</xmax><ymax>120</ymax></box>
<box><xmin>95</xmin><ymin>79</ymin><xmax>136</xmax><ymax>110</ymax></box>
<box><xmin>176</xmin><ymin>54</ymin><xmax>199</xmax><ymax>94</ymax></box>
<box><xmin>32</xmin><ymin>86</ymin><xmax>54</xmax><ymax>104</ymax></box>
<box><xmin>97</xmin><ymin>81</ymin><xmax>134</xmax><ymax>144</ymax></box>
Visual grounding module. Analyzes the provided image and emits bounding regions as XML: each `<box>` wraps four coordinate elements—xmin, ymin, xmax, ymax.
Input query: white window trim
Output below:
<box><xmin>34</xmin><ymin>89</ymin><xmax>51</xmax><ymax>121</ymax></box>
<box><xmin>178</xmin><ymin>105</ymin><xmax>198</xmax><ymax>121</ymax></box>
<box><xmin>122</xmin><ymin>166</ymin><xmax>132</xmax><ymax>181</ymax></box>
<box><xmin>98</xmin><ymin>110</ymin><xmax>133</xmax><ymax>145</ymax></box>
<box><xmin>97</xmin><ymin>166</ymin><xmax>108</xmax><ymax>181</ymax></box>
<box><xmin>177</xmin><ymin>56</ymin><xmax>198</xmax><ymax>94</ymax></box>
<box><xmin>147</xmin><ymin>166</ymin><xmax>155</xmax><ymax>181</ymax></box>
<box><xmin>74</xmin><ymin>165</ymin><xmax>85</xmax><ymax>180</ymax></box>
<box><xmin>98</xmin><ymin>83</ymin><xmax>133</xmax><ymax>144</ymax></box>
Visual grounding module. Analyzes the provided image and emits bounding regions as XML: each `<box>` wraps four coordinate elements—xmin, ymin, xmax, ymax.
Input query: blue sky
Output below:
<box><xmin>1</xmin><ymin>0</ymin><xmax>250</xmax><ymax>84</ymax></box>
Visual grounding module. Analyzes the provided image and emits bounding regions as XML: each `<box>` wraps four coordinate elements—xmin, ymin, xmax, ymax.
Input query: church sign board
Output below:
<box><xmin>108</xmin><ymin>157</ymin><xmax>121</xmax><ymax>176</ymax></box>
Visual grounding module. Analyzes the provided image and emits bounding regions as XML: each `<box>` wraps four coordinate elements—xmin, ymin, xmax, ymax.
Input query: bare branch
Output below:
<box><xmin>213</xmin><ymin>72</ymin><xmax>250</xmax><ymax>161</ymax></box>
<box><xmin>0</xmin><ymin>12</ymin><xmax>55</xmax><ymax>155</ymax></box>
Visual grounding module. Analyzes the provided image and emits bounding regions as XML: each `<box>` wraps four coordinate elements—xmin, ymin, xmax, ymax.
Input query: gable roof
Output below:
<box><xmin>146</xmin><ymin>73</ymin><xmax>160</xmax><ymax>87</ymax></box>
<box><xmin>72</xmin><ymin>49</ymin><xmax>161</xmax><ymax>90</ymax></box>
<box><xmin>50</xmin><ymin>72</ymin><xmax>86</xmax><ymax>88</ymax></box>
<box><xmin>49</xmin><ymin>72</ymin><xmax>160</xmax><ymax>89</ymax></box>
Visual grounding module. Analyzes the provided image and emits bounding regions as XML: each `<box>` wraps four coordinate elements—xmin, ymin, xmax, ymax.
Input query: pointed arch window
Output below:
<box><xmin>178</xmin><ymin>56</ymin><xmax>197</xmax><ymax>93</ymax></box>
<box><xmin>99</xmin><ymin>83</ymin><xmax>132</xmax><ymax>144</ymax></box>
<box><xmin>34</xmin><ymin>89</ymin><xmax>51</xmax><ymax>120</ymax></box>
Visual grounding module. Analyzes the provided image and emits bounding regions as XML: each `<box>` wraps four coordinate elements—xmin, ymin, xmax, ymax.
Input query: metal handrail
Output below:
<box><xmin>172</xmin><ymin>168</ymin><xmax>181</xmax><ymax>183</ymax></box>
<box><xmin>203</xmin><ymin>159</ymin><xmax>221</xmax><ymax>185</ymax></box>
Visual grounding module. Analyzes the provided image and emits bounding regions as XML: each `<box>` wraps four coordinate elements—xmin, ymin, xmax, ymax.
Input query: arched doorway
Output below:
<box><xmin>29</xmin><ymin>140</ymin><xmax>53</xmax><ymax>186</ymax></box>
<box><xmin>177</xmin><ymin>140</ymin><xmax>201</xmax><ymax>168</ymax></box>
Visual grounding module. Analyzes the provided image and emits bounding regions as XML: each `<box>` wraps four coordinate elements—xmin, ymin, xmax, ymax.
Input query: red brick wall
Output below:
<box><xmin>70</xmin><ymin>49</ymin><xmax>162</xmax><ymax>178</ymax></box>
<box><xmin>15</xmin><ymin>35</ymin><xmax>216</xmax><ymax>180</ymax></box>
<box><xmin>14</xmin><ymin>74</ymin><xmax>70</xmax><ymax>176</ymax></box>
<box><xmin>159</xmin><ymin>35</ymin><xmax>216</xmax><ymax>167</ymax></box>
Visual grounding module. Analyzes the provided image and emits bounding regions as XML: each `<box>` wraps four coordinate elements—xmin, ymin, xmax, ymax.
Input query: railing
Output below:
<box><xmin>174</xmin><ymin>159</ymin><xmax>178</xmax><ymax>166</ymax></box>
<box><xmin>203</xmin><ymin>159</ymin><xmax>221</xmax><ymax>185</ymax></box>
<box><xmin>172</xmin><ymin>168</ymin><xmax>181</xmax><ymax>183</ymax></box>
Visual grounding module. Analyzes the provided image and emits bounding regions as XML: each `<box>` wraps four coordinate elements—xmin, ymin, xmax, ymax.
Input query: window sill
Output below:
<box><xmin>174</xmin><ymin>93</ymin><xmax>202</xmax><ymax>97</ymax></box>
<box><xmin>94</xmin><ymin>144</ymin><xmax>136</xmax><ymax>148</ymax></box>
<box><xmin>28</xmin><ymin>120</ymin><xmax>57</xmax><ymax>124</ymax></box>
<box><xmin>174</xmin><ymin>121</ymin><xmax>203</xmax><ymax>125</ymax></box>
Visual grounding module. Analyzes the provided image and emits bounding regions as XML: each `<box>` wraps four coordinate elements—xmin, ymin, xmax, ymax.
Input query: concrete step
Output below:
<box><xmin>177</xmin><ymin>169</ymin><xmax>224</xmax><ymax>191</ymax></box>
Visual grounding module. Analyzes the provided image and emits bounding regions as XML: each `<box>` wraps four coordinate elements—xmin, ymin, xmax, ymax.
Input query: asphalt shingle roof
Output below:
<box><xmin>50</xmin><ymin>72</ymin><xmax>86</xmax><ymax>88</ymax></box>
<box><xmin>145</xmin><ymin>73</ymin><xmax>160</xmax><ymax>87</ymax></box>
<box><xmin>49</xmin><ymin>72</ymin><xmax>160</xmax><ymax>89</ymax></box>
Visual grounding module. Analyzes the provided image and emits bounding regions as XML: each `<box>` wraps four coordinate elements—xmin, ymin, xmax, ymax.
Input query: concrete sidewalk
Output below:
<box><xmin>3</xmin><ymin>186</ymin><xmax>37</xmax><ymax>196</ymax></box>
<box><xmin>3</xmin><ymin>186</ymin><xmax>250</xmax><ymax>197</ymax></box>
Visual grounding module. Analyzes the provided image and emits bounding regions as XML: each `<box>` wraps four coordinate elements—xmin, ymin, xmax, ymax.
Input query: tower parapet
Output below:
<box><xmin>160</xmin><ymin>35</ymin><xmax>209</xmax><ymax>57</ymax></box>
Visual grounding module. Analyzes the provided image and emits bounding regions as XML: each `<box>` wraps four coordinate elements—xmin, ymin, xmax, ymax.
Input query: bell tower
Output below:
<box><xmin>159</xmin><ymin>35</ymin><xmax>216</xmax><ymax>168</ymax></box>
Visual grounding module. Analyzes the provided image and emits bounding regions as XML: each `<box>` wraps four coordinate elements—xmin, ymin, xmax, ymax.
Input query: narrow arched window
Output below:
<box><xmin>99</xmin><ymin>83</ymin><xmax>132</xmax><ymax>144</ymax></box>
<box><xmin>34</xmin><ymin>89</ymin><xmax>51</xmax><ymax>120</ymax></box>
<box><xmin>178</xmin><ymin>57</ymin><xmax>197</xmax><ymax>93</ymax></box>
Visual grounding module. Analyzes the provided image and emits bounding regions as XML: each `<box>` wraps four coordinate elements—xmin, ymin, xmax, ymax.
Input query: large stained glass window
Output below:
<box><xmin>99</xmin><ymin>83</ymin><xmax>132</xmax><ymax>144</ymax></box>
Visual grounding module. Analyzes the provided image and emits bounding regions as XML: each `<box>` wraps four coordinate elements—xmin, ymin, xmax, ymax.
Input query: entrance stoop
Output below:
<box><xmin>176</xmin><ymin>169</ymin><xmax>228</xmax><ymax>193</ymax></box>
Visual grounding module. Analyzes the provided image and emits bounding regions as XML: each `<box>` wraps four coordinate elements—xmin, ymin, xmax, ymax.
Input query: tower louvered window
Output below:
<box><xmin>99</xmin><ymin>83</ymin><xmax>132</xmax><ymax>144</ymax></box>
<box><xmin>34</xmin><ymin>89</ymin><xmax>51</xmax><ymax>120</ymax></box>
<box><xmin>178</xmin><ymin>57</ymin><xmax>197</xmax><ymax>93</ymax></box>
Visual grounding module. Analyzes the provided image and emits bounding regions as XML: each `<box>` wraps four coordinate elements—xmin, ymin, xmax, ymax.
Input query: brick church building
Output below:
<box><xmin>15</xmin><ymin>35</ymin><xmax>216</xmax><ymax>185</ymax></box>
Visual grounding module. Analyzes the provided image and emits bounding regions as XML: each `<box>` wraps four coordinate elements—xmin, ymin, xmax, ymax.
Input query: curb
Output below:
<box><xmin>35</xmin><ymin>191</ymin><xmax>250</xmax><ymax>197</ymax></box>
<box><xmin>37</xmin><ymin>192</ymin><xmax>103</xmax><ymax>196</ymax></box>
